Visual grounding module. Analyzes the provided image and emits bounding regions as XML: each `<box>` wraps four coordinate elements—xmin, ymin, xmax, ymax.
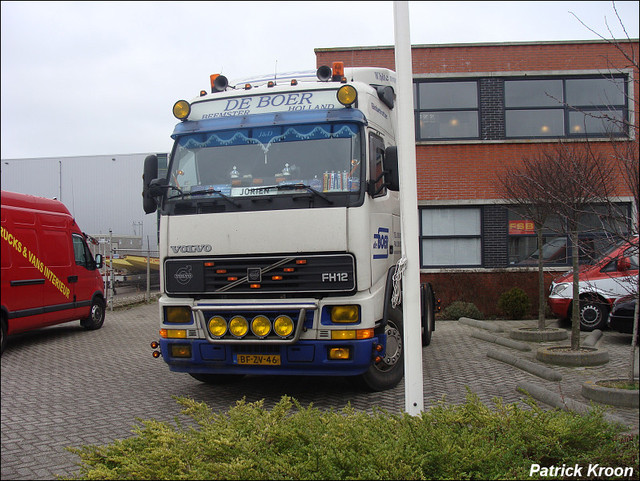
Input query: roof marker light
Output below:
<box><xmin>332</xmin><ymin>61</ymin><xmax>344</xmax><ymax>81</ymax></box>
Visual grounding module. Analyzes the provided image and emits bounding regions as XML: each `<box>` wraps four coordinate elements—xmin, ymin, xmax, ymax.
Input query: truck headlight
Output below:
<box><xmin>274</xmin><ymin>315</ymin><xmax>294</xmax><ymax>338</ymax></box>
<box><xmin>208</xmin><ymin>316</ymin><xmax>227</xmax><ymax>337</ymax></box>
<box><xmin>251</xmin><ymin>316</ymin><xmax>271</xmax><ymax>338</ymax></box>
<box><xmin>165</xmin><ymin>306</ymin><xmax>192</xmax><ymax>324</ymax></box>
<box><xmin>229</xmin><ymin>316</ymin><xmax>249</xmax><ymax>338</ymax></box>
<box><xmin>331</xmin><ymin>305</ymin><xmax>359</xmax><ymax>323</ymax></box>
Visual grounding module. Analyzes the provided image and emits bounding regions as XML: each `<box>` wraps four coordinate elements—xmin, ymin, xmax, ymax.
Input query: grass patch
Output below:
<box><xmin>64</xmin><ymin>392</ymin><xmax>639</xmax><ymax>480</ymax></box>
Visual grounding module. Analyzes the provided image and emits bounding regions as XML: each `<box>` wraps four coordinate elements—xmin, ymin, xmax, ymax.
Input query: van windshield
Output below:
<box><xmin>167</xmin><ymin>122</ymin><xmax>362</xmax><ymax>202</ymax></box>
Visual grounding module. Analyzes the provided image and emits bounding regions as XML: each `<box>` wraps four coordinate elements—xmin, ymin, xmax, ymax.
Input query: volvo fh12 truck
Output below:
<box><xmin>143</xmin><ymin>62</ymin><xmax>436</xmax><ymax>390</ymax></box>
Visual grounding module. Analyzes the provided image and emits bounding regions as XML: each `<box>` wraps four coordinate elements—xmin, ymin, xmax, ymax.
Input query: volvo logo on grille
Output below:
<box><xmin>247</xmin><ymin>267</ymin><xmax>262</xmax><ymax>282</ymax></box>
<box><xmin>174</xmin><ymin>265</ymin><xmax>193</xmax><ymax>285</ymax></box>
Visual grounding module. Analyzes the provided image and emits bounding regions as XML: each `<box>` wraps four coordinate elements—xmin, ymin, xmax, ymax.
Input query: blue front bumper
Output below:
<box><xmin>159</xmin><ymin>336</ymin><xmax>384</xmax><ymax>377</ymax></box>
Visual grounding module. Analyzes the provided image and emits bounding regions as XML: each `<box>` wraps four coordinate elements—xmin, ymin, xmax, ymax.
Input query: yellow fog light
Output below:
<box><xmin>274</xmin><ymin>315</ymin><xmax>294</xmax><ymax>338</ymax></box>
<box><xmin>173</xmin><ymin>100</ymin><xmax>191</xmax><ymax>120</ymax></box>
<box><xmin>331</xmin><ymin>330</ymin><xmax>356</xmax><ymax>340</ymax></box>
<box><xmin>165</xmin><ymin>306</ymin><xmax>191</xmax><ymax>324</ymax></box>
<box><xmin>337</xmin><ymin>85</ymin><xmax>357</xmax><ymax>107</ymax></box>
<box><xmin>170</xmin><ymin>344</ymin><xmax>191</xmax><ymax>358</ymax></box>
<box><xmin>208</xmin><ymin>316</ymin><xmax>227</xmax><ymax>338</ymax></box>
<box><xmin>251</xmin><ymin>316</ymin><xmax>272</xmax><ymax>338</ymax></box>
<box><xmin>229</xmin><ymin>316</ymin><xmax>249</xmax><ymax>338</ymax></box>
<box><xmin>329</xmin><ymin>347</ymin><xmax>351</xmax><ymax>360</ymax></box>
<box><xmin>331</xmin><ymin>305</ymin><xmax>359</xmax><ymax>323</ymax></box>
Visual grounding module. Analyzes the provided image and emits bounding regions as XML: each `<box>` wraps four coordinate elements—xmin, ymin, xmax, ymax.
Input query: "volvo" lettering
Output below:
<box><xmin>170</xmin><ymin>244</ymin><xmax>212</xmax><ymax>254</ymax></box>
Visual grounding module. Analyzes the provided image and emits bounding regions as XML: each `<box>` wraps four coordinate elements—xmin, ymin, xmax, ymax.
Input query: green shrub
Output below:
<box><xmin>440</xmin><ymin>300</ymin><xmax>484</xmax><ymax>320</ymax></box>
<box><xmin>65</xmin><ymin>393</ymin><xmax>639</xmax><ymax>480</ymax></box>
<box><xmin>498</xmin><ymin>287</ymin><xmax>532</xmax><ymax>319</ymax></box>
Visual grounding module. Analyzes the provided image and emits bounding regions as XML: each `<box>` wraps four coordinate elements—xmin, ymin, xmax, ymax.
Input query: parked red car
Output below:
<box><xmin>548</xmin><ymin>237</ymin><xmax>639</xmax><ymax>331</ymax></box>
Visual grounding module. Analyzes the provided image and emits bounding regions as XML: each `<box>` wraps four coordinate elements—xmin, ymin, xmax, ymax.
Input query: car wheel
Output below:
<box><xmin>578</xmin><ymin>297</ymin><xmax>609</xmax><ymax>331</ymax></box>
<box><xmin>359</xmin><ymin>306</ymin><xmax>404</xmax><ymax>391</ymax></box>
<box><xmin>81</xmin><ymin>297</ymin><xmax>106</xmax><ymax>330</ymax></box>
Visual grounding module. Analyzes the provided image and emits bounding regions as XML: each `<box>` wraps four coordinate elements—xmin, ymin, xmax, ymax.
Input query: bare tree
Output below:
<box><xmin>504</xmin><ymin>143</ymin><xmax>614</xmax><ymax>351</ymax></box>
<box><xmin>570</xmin><ymin>1</ymin><xmax>639</xmax><ymax>380</ymax></box>
<box><xmin>500</xmin><ymin>156</ymin><xmax>556</xmax><ymax>330</ymax></box>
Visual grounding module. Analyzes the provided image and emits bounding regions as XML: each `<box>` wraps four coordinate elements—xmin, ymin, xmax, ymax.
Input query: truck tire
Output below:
<box><xmin>359</xmin><ymin>306</ymin><xmax>404</xmax><ymax>391</ymax></box>
<box><xmin>81</xmin><ymin>297</ymin><xmax>106</xmax><ymax>330</ymax></box>
<box><xmin>189</xmin><ymin>373</ymin><xmax>245</xmax><ymax>384</ymax></box>
<box><xmin>578</xmin><ymin>297</ymin><xmax>609</xmax><ymax>332</ymax></box>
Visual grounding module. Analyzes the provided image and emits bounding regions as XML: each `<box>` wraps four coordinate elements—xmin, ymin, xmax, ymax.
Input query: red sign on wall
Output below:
<box><xmin>509</xmin><ymin>220</ymin><xmax>535</xmax><ymax>235</ymax></box>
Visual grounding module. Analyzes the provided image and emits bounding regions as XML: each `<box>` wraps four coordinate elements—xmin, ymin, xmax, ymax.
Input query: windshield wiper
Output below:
<box><xmin>275</xmin><ymin>183</ymin><xmax>333</xmax><ymax>204</ymax></box>
<box><xmin>168</xmin><ymin>187</ymin><xmax>240</xmax><ymax>207</ymax></box>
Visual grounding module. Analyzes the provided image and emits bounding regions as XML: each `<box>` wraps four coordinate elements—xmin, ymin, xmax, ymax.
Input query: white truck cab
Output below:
<box><xmin>143</xmin><ymin>63</ymin><xmax>436</xmax><ymax>391</ymax></box>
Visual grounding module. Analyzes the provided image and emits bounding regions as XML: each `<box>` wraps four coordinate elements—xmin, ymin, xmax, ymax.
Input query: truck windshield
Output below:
<box><xmin>167</xmin><ymin>122</ymin><xmax>362</xmax><ymax>202</ymax></box>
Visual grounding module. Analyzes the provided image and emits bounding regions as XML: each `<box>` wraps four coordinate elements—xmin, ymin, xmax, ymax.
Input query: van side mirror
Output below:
<box><xmin>143</xmin><ymin>154</ymin><xmax>159</xmax><ymax>214</ymax></box>
<box><xmin>384</xmin><ymin>146</ymin><xmax>400</xmax><ymax>191</ymax></box>
<box><xmin>94</xmin><ymin>254</ymin><xmax>103</xmax><ymax>270</ymax></box>
<box><xmin>617</xmin><ymin>257</ymin><xmax>631</xmax><ymax>272</ymax></box>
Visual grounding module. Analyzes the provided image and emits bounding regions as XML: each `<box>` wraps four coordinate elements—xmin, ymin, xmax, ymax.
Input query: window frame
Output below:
<box><xmin>504</xmin><ymin>75</ymin><xmax>628</xmax><ymax>139</ymax></box>
<box><xmin>413</xmin><ymin>79</ymin><xmax>480</xmax><ymax>141</ymax></box>
<box><xmin>419</xmin><ymin>206</ymin><xmax>483</xmax><ymax>268</ymax></box>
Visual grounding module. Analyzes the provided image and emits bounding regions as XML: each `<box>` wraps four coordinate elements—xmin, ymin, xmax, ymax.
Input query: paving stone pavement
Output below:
<box><xmin>1</xmin><ymin>301</ymin><xmax>638</xmax><ymax>480</ymax></box>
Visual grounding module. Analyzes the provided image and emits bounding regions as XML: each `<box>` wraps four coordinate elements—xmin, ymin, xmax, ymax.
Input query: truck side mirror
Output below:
<box><xmin>94</xmin><ymin>254</ymin><xmax>104</xmax><ymax>270</ymax></box>
<box><xmin>617</xmin><ymin>257</ymin><xmax>631</xmax><ymax>272</ymax></box>
<box><xmin>143</xmin><ymin>154</ymin><xmax>159</xmax><ymax>214</ymax></box>
<box><xmin>384</xmin><ymin>146</ymin><xmax>400</xmax><ymax>191</ymax></box>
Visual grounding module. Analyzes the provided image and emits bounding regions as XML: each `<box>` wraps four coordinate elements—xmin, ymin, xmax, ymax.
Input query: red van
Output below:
<box><xmin>1</xmin><ymin>191</ymin><xmax>106</xmax><ymax>353</ymax></box>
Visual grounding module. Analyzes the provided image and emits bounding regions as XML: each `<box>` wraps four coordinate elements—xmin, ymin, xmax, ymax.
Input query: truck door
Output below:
<box><xmin>71</xmin><ymin>234</ymin><xmax>98</xmax><ymax>317</ymax></box>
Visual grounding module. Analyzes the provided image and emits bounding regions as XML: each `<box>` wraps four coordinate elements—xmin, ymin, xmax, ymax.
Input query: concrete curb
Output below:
<box><xmin>472</xmin><ymin>330</ymin><xmax>531</xmax><ymax>351</ymax></box>
<box><xmin>536</xmin><ymin>346</ymin><xmax>609</xmax><ymax>366</ymax></box>
<box><xmin>516</xmin><ymin>381</ymin><xmax>628</xmax><ymax>427</ymax></box>
<box><xmin>459</xmin><ymin>317</ymin><xmax>503</xmax><ymax>333</ymax></box>
<box><xmin>582</xmin><ymin>329</ymin><xmax>603</xmax><ymax>347</ymax></box>
<box><xmin>488</xmin><ymin>349</ymin><xmax>562</xmax><ymax>381</ymax></box>
<box><xmin>582</xmin><ymin>380</ymin><xmax>639</xmax><ymax>408</ymax></box>
<box><xmin>509</xmin><ymin>327</ymin><xmax>568</xmax><ymax>342</ymax></box>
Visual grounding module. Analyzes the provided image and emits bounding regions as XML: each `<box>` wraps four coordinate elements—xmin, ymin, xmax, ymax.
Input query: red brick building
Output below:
<box><xmin>316</xmin><ymin>40</ymin><xmax>639</xmax><ymax>317</ymax></box>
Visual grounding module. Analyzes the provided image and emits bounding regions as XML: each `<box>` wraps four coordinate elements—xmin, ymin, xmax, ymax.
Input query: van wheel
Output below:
<box><xmin>81</xmin><ymin>298</ymin><xmax>106</xmax><ymax>330</ymax></box>
<box><xmin>358</xmin><ymin>306</ymin><xmax>404</xmax><ymax>391</ymax></box>
<box><xmin>578</xmin><ymin>297</ymin><xmax>609</xmax><ymax>331</ymax></box>
<box><xmin>1</xmin><ymin>315</ymin><xmax>7</xmax><ymax>354</ymax></box>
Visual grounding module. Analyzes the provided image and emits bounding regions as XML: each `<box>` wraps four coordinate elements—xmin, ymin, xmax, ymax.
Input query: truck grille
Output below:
<box><xmin>165</xmin><ymin>253</ymin><xmax>355</xmax><ymax>295</ymax></box>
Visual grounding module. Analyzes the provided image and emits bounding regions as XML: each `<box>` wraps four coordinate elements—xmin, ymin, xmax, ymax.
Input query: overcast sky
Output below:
<box><xmin>1</xmin><ymin>1</ymin><xmax>638</xmax><ymax>160</ymax></box>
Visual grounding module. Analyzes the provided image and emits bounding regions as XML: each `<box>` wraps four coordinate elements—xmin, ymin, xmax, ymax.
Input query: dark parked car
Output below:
<box><xmin>608</xmin><ymin>294</ymin><xmax>638</xmax><ymax>339</ymax></box>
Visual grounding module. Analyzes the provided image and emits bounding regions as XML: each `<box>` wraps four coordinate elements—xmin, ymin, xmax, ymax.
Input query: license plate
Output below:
<box><xmin>236</xmin><ymin>354</ymin><xmax>281</xmax><ymax>366</ymax></box>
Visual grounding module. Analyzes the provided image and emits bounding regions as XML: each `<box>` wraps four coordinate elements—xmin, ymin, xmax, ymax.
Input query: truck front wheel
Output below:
<box><xmin>358</xmin><ymin>306</ymin><xmax>404</xmax><ymax>391</ymax></box>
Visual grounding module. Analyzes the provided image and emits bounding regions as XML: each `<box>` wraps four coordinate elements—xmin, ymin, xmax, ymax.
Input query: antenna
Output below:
<box><xmin>274</xmin><ymin>59</ymin><xmax>278</xmax><ymax>83</ymax></box>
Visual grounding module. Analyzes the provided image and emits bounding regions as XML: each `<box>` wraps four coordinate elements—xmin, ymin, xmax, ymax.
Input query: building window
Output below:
<box><xmin>507</xmin><ymin>204</ymin><xmax>631</xmax><ymax>266</ymax></box>
<box><xmin>420</xmin><ymin>207</ymin><xmax>482</xmax><ymax>267</ymax></box>
<box><xmin>414</xmin><ymin>81</ymin><xmax>479</xmax><ymax>140</ymax></box>
<box><xmin>505</xmin><ymin>76</ymin><xmax>627</xmax><ymax>138</ymax></box>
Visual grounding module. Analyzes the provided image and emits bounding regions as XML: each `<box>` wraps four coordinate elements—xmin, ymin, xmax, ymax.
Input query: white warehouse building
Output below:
<box><xmin>1</xmin><ymin>153</ymin><xmax>166</xmax><ymax>252</ymax></box>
